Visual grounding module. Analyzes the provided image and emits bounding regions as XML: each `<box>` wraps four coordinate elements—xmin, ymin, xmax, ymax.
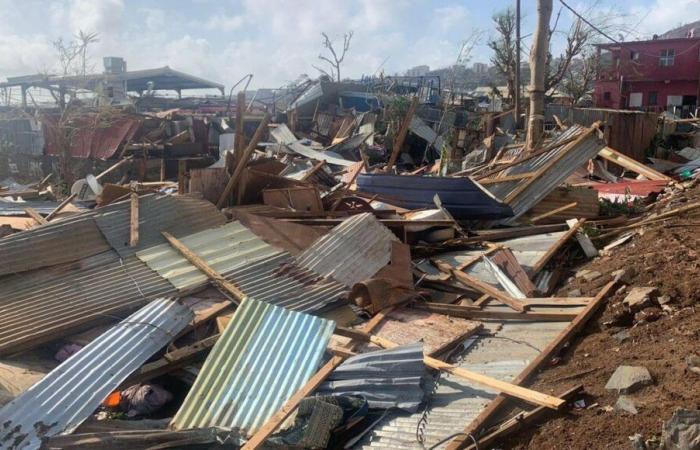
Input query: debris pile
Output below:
<box><xmin>1</xmin><ymin>81</ymin><xmax>699</xmax><ymax>450</ymax></box>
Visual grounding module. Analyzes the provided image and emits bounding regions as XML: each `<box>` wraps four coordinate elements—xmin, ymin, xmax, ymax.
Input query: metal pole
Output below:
<box><xmin>514</xmin><ymin>0</ymin><xmax>521</xmax><ymax>129</ymax></box>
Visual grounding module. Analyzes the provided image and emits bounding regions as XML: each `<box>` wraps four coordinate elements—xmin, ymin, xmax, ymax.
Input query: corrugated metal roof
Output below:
<box><xmin>95</xmin><ymin>194</ymin><xmax>226</xmax><ymax>258</ymax></box>
<box><xmin>0</xmin><ymin>200</ymin><xmax>83</xmax><ymax>217</ymax></box>
<box><xmin>0</xmin><ymin>298</ymin><xmax>192</xmax><ymax>450</ymax></box>
<box><xmin>136</xmin><ymin>221</ymin><xmax>348</xmax><ymax>313</ymax></box>
<box><xmin>0</xmin><ymin>251</ymin><xmax>177</xmax><ymax>355</ymax></box>
<box><xmin>295</xmin><ymin>213</ymin><xmax>399</xmax><ymax>287</ymax></box>
<box><xmin>270</xmin><ymin>123</ymin><xmax>356</xmax><ymax>167</ymax></box>
<box><xmin>355</xmin><ymin>315</ymin><xmax>575</xmax><ymax>449</ymax></box>
<box><xmin>171</xmin><ymin>297</ymin><xmax>335</xmax><ymax>436</ymax></box>
<box><xmin>317</xmin><ymin>343</ymin><xmax>426</xmax><ymax>412</ymax></box>
<box><xmin>0</xmin><ymin>194</ymin><xmax>225</xmax><ymax>276</ymax></box>
<box><xmin>484</xmin><ymin>125</ymin><xmax>605</xmax><ymax>223</ymax></box>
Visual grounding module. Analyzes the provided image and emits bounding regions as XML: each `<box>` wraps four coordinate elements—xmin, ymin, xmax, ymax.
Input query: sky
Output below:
<box><xmin>0</xmin><ymin>0</ymin><xmax>698</xmax><ymax>93</ymax></box>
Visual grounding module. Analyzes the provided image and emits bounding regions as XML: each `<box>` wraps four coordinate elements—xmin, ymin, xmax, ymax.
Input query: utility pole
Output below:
<box><xmin>514</xmin><ymin>0</ymin><xmax>521</xmax><ymax>129</ymax></box>
<box><xmin>525</xmin><ymin>0</ymin><xmax>553</xmax><ymax>151</ymax></box>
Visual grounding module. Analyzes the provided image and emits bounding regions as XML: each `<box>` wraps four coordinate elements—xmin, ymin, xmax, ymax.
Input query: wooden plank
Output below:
<box><xmin>414</xmin><ymin>303</ymin><xmax>579</xmax><ymax>321</ymax></box>
<box><xmin>385</xmin><ymin>96</ymin><xmax>418</xmax><ymax>172</ymax></box>
<box><xmin>432</xmin><ymin>259</ymin><xmax>529</xmax><ymax>312</ymax></box>
<box><xmin>177</xmin><ymin>160</ymin><xmax>187</xmax><ymax>194</ymax></box>
<box><xmin>599</xmin><ymin>146</ymin><xmax>672</xmax><ymax>181</ymax></box>
<box><xmin>129</xmin><ymin>193</ymin><xmax>139</xmax><ymax>247</ymax></box>
<box><xmin>446</xmin><ymin>280</ymin><xmax>618</xmax><ymax>450</ymax></box>
<box><xmin>234</xmin><ymin>91</ymin><xmax>246</xmax><ymax>164</ymax></box>
<box><xmin>45</xmin><ymin>193</ymin><xmax>77</xmax><ymax>221</ymax></box>
<box><xmin>531</xmin><ymin>219</ymin><xmax>585</xmax><ymax>276</ymax></box>
<box><xmin>530</xmin><ymin>202</ymin><xmax>578</xmax><ymax>223</ymax></box>
<box><xmin>454</xmin><ymin>247</ymin><xmax>501</xmax><ymax>271</ymax></box>
<box><xmin>161</xmin><ymin>232</ymin><xmax>245</xmax><ymax>302</ymax></box>
<box><xmin>216</xmin><ymin>113</ymin><xmax>271</xmax><ymax>208</ymax></box>
<box><xmin>489</xmin><ymin>248</ymin><xmax>538</xmax><ymax>296</ymax></box>
<box><xmin>24</xmin><ymin>207</ymin><xmax>47</xmax><ymax>225</ymax></box>
<box><xmin>334</xmin><ymin>327</ymin><xmax>565</xmax><ymax>410</ymax></box>
<box><xmin>464</xmin><ymin>385</ymin><xmax>583</xmax><ymax>450</ymax></box>
<box><xmin>479</xmin><ymin>172</ymin><xmax>537</xmax><ymax>185</ymax></box>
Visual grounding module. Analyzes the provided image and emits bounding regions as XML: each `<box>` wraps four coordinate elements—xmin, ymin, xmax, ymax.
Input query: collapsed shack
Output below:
<box><xmin>0</xmin><ymin>77</ymin><xmax>699</xmax><ymax>450</ymax></box>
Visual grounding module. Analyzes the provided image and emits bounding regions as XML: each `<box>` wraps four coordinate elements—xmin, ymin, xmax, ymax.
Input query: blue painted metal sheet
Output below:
<box><xmin>356</xmin><ymin>174</ymin><xmax>513</xmax><ymax>220</ymax></box>
<box><xmin>171</xmin><ymin>298</ymin><xmax>335</xmax><ymax>436</ymax></box>
<box><xmin>0</xmin><ymin>298</ymin><xmax>193</xmax><ymax>450</ymax></box>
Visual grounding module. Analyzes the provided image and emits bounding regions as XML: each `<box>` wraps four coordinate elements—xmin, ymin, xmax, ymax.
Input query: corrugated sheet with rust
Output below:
<box><xmin>95</xmin><ymin>194</ymin><xmax>226</xmax><ymax>258</ymax></box>
<box><xmin>295</xmin><ymin>213</ymin><xmax>398</xmax><ymax>287</ymax></box>
<box><xmin>0</xmin><ymin>251</ymin><xmax>177</xmax><ymax>355</ymax></box>
<box><xmin>171</xmin><ymin>297</ymin><xmax>335</xmax><ymax>436</ymax></box>
<box><xmin>484</xmin><ymin>125</ymin><xmax>605</xmax><ymax>223</ymax></box>
<box><xmin>0</xmin><ymin>298</ymin><xmax>192</xmax><ymax>450</ymax></box>
<box><xmin>136</xmin><ymin>221</ymin><xmax>347</xmax><ymax>313</ymax></box>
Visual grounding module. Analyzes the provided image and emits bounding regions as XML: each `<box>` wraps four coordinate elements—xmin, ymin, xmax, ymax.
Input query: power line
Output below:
<box><xmin>558</xmin><ymin>0</ymin><xmax>620</xmax><ymax>44</ymax></box>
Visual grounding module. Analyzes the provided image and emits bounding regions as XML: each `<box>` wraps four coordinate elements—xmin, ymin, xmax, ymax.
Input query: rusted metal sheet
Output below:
<box><xmin>171</xmin><ymin>297</ymin><xmax>335</xmax><ymax>436</ymax></box>
<box><xmin>0</xmin><ymin>298</ymin><xmax>192</xmax><ymax>450</ymax></box>
<box><xmin>43</xmin><ymin>113</ymin><xmax>141</xmax><ymax>159</ymax></box>
<box><xmin>295</xmin><ymin>213</ymin><xmax>399</xmax><ymax>287</ymax></box>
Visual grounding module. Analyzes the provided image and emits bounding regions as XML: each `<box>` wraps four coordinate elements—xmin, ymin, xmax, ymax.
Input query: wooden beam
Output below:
<box><xmin>478</xmin><ymin>172</ymin><xmax>537</xmax><ymax>185</ymax></box>
<box><xmin>446</xmin><ymin>280</ymin><xmax>618</xmax><ymax>450</ymax></box>
<box><xmin>530</xmin><ymin>219</ymin><xmax>585</xmax><ymax>276</ymax></box>
<box><xmin>432</xmin><ymin>259</ymin><xmax>528</xmax><ymax>312</ymax></box>
<box><xmin>216</xmin><ymin>113</ymin><xmax>271</xmax><ymax>208</ymax></box>
<box><xmin>129</xmin><ymin>192</ymin><xmax>139</xmax><ymax>247</ymax></box>
<box><xmin>234</xmin><ymin>92</ymin><xmax>246</xmax><ymax>163</ymax></box>
<box><xmin>530</xmin><ymin>202</ymin><xmax>578</xmax><ymax>223</ymax></box>
<box><xmin>24</xmin><ymin>207</ymin><xmax>47</xmax><ymax>225</ymax></box>
<box><xmin>414</xmin><ymin>302</ymin><xmax>579</xmax><ymax>321</ymax></box>
<box><xmin>599</xmin><ymin>146</ymin><xmax>672</xmax><ymax>182</ymax></box>
<box><xmin>334</xmin><ymin>327</ymin><xmax>565</xmax><ymax>410</ymax></box>
<box><xmin>464</xmin><ymin>385</ymin><xmax>583</xmax><ymax>450</ymax></box>
<box><xmin>45</xmin><ymin>193</ymin><xmax>77</xmax><ymax>221</ymax></box>
<box><xmin>177</xmin><ymin>160</ymin><xmax>187</xmax><ymax>194</ymax></box>
<box><xmin>161</xmin><ymin>231</ymin><xmax>245</xmax><ymax>302</ymax></box>
<box><xmin>385</xmin><ymin>96</ymin><xmax>418</xmax><ymax>173</ymax></box>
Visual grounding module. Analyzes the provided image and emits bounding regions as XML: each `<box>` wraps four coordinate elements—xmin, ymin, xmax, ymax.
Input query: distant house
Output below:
<box><xmin>593</xmin><ymin>26</ymin><xmax>700</xmax><ymax>116</ymax></box>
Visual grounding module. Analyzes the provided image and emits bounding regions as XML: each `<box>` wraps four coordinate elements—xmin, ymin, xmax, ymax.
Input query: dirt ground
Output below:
<box><xmin>500</xmin><ymin>184</ymin><xmax>700</xmax><ymax>450</ymax></box>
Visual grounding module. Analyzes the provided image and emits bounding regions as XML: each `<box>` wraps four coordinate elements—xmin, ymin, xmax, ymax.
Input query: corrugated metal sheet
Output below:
<box><xmin>270</xmin><ymin>124</ymin><xmax>355</xmax><ymax>167</ymax></box>
<box><xmin>0</xmin><ymin>216</ymin><xmax>110</xmax><ymax>276</ymax></box>
<box><xmin>95</xmin><ymin>194</ymin><xmax>226</xmax><ymax>258</ymax></box>
<box><xmin>136</xmin><ymin>221</ymin><xmax>348</xmax><ymax>313</ymax></box>
<box><xmin>410</xmin><ymin>116</ymin><xmax>446</xmax><ymax>151</ymax></box>
<box><xmin>484</xmin><ymin>125</ymin><xmax>606</xmax><ymax>223</ymax></box>
<box><xmin>171</xmin><ymin>297</ymin><xmax>335</xmax><ymax>436</ymax></box>
<box><xmin>0</xmin><ymin>200</ymin><xmax>83</xmax><ymax>217</ymax></box>
<box><xmin>355</xmin><ymin>315</ymin><xmax>577</xmax><ymax>449</ymax></box>
<box><xmin>295</xmin><ymin>213</ymin><xmax>399</xmax><ymax>287</ymax></box>
<box><xmin>317</xmin><ymin>343</ymin><xmax>426</xmax><ymax>412</ymax></box>
<box><xmin>0</xmin><ymin>194</ymin><xmax>224</xmax><ymax>276</ymax></box>
<box><xmin>0</xmin><ymin>251</ymin><xmax>177</xmax><ymax>355</ymax></box>
<box><xmin>0</xmin><ymin>298</ymin><xmax>192</xmax><ymax>450</ymax></box>
<box><xmin>43</xmin><ymin>114</ymin><xmax>141</xmax><ymax>159</ymax></box>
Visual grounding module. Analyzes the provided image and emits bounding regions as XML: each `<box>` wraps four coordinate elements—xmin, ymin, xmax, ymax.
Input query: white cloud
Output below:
<box><xmin>203</xmin><ymin>14</ymin><xmax>245</xmax><ymax>31</ymax></box>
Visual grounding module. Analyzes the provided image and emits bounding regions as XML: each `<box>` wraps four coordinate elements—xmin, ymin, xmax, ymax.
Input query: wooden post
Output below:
<box><xmin>178</xmin><ymin>160</ymin><xmax>186</xmax><ymax>194</ymax></box>
<box><xmin>446</xmin><ymin>280</ymin><xmax>618</xmax><ymax>450</ymax></box>
<box><xmin>45</xmin><ymin>193</ymin><xmax>77</xmax><ymax>221</ymax></box>
<box><xmin>216</xmin><ymin>113</ymin><xmax>271</xmax><ymax>208</ymax></box>
<box><xmin>25</xmin><ymin>207</ymin><xmax>47</xmax><ymax>226</ymax></box>
<box><xmin>160</xmin><ymin>157</ymin><xmax>166</xmax><ymax>182</ymax></box>
<box><xmin>531</xmin><ymin>219</ymin><xmax>584</xmax><ymax>275</ymax></box>
<box><xmin>234</xmin><ymin>92</ymin><xmax>246</xmax><ymax>169</ymax></box>
<box><xmin>162</xmin><ymin>231</ymin><xmax>246</xmax><ymax>302</ymax></box>
<box><xmin>524</xmin><ymin>0</ymin><xmax>553</xmax><ymax>151</ymax></box>
<box><xmin>385</xmin><ymin>96</ymin><xmax>418</xmax><ymax>173</ymax></box>
<box><xmin>129</xmin><ymin>192</ymin><xmax>139</xmax><ymax>247</ymax></box>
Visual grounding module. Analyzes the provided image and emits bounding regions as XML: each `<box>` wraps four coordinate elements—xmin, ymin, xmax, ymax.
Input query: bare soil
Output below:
<box><xmin>500</xmin><ymin>184</ymin><xmax>700</xmax><ymax>450</ymax></box>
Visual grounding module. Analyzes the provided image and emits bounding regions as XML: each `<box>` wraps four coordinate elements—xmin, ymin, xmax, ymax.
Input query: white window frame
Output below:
<box><xmin>659</xmin><ymin>49</ymin><xmax>675</xmax><ymax>66</ymax></box>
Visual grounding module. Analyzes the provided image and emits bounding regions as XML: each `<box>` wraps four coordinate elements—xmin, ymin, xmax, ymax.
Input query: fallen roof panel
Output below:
<box><xmin>0</xmin><ymin>251</ymin><xmax>177</xmax><ymax>355</ymax></box>
<box><xmin>0</xmin><ymin>298</ymin><xmax>192</xmax><ymax>450</ymax></box>
<box><xmin>295</xmin><ymin>213</ymin><xmax>399</xmax><ymax>287</ymax></box>
<box><xmin>171</xmin><ymin>297</ymin><xmax>335</xmax><ymax>436</ymax></box>
<box><xmin>317</xmin><ymin>343</ymin><xmax>426</xmax><ymax>412</ymax></box>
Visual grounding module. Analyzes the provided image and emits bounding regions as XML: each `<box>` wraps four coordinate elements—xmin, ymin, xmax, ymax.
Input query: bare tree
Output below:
<box><xmin>313</xmin><ymin>31</ymin><xmax>353</xmax><ymax>82</ymax></box>
<box><xmin>52</xmin><ymin>30</ymin><xmax>99</xmax><ymax>77</ymax></box>
<box><xmin>545</xmin><ymin>18</ymin><xmax>590</xmax><ymax>92</ymax></box>
<box><xmin>525</xmin><ymin>0</ymin><xmax>553</xmax><ymax>151</ymax></box>
<box><xmin>560</xmin><ymin>51</ymin><xmax>599</xmax><ymax>105</ymax></box>
<box><xmin>488</xmin><ymin>8</ymin><xmax>517</xmax><ymax>103</ymax></box>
